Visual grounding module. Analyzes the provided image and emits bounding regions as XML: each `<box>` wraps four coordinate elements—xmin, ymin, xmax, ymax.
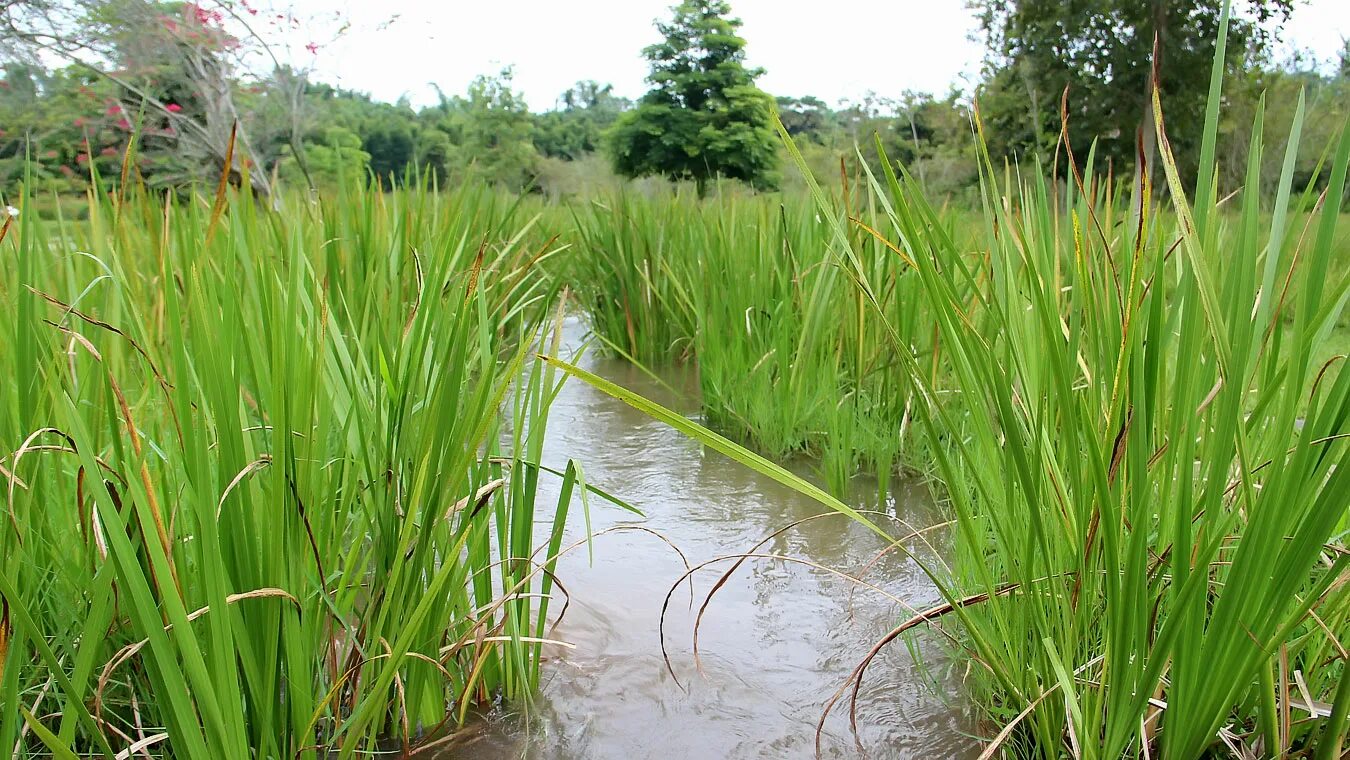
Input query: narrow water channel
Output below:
<box><xmin>437</xmin><ymin>317</ymin><xmax>979</xmax><ymax>759</ymax></box>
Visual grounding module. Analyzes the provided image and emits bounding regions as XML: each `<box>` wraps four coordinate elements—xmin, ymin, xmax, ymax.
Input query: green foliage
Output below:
<box><xmin>448</xmin><ymin>68</ymin><xmax>540</xmax><ymax>188</ymax></box>
<box><xmin>562</xmin><ymin>6</ymin><xmax>1350</xmax><ymax>755</ymax></box>
<box><xmin>608</xmin><ymin>0</ymin><xmax>779</xmax><ymax>193</ymax></box>
<box><xmin>0</xmin><ymin>179</ymin><xmax>595</xmax><ymax>758</ymax></box>
<box><xmin>774</xmin><ymin>95</ymin><xmax>832</xmax><ymax>141</ymax></box>
<box><xmin>973</xmin><ymin>0</ymin><xmax>1296</xmax><ymax>179</ymax></box>
<box><xmin>280</xmin><ymin>125</ymin><xmax>370</xmax><ymax>188</ymax></box>
<box><xmin>0</xmin><ymin>64</ymin><xmax>124</xmax><ymax>196</ymax></box>
<box><xmin>1222</xmin><ymin>60</ymin><xmax>1350</xmax><ymax>194</ymax></box>
<box><xmin>534</xmin><ymin>80</ymin><xmax>628</xmax><ymax>161</ymax></box>
<box><xmin>567</xmin><ymin>182</ymin><xmax>948</xmax><ymax>492</ymax></box>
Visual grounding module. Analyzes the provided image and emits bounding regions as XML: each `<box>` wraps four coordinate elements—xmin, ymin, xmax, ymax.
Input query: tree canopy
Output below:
<box><xmin>3</xmin><ymin>0</ymin><xmax>1345</xmax><ymax>203</ymax></box>
<box><xmin>607</xmin><ymin>0</ymin><xmax>779</xmax><ymax>192</ymax></box>
<box><xmin>973</xmin><ymin>0</ymin><xmax>1296</xmax><ymax>179</ymax></box>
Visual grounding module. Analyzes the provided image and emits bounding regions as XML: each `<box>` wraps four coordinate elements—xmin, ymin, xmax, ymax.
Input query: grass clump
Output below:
<box><xmin>793</xmin><ymin>5</ymin><xmax>1350</xmax><ymax>753</ymax></box>
<box><xmin>561</xmin><ymin>3</ymin><xmax>1350</xmax><ymax>754</ymax></box>
<box><xmin>569</xmin><ymin>184</ymin><xmax>952</xmax><ymax>493</ymax></box>
<box><xmin>0</xmin><ymin>176</ymin><xmax>583</xmax><ymax>758</ymax></box>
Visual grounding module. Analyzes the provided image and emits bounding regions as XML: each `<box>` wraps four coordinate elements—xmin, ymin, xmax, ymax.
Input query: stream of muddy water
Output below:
<box><xmin>435</xmin><ymin>317</ymin><xmax>979</xmax><ymax>759</ymax></box>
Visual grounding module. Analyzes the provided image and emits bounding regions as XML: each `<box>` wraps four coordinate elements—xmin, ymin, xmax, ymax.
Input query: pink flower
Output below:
<box><xmin>116</xmin><ymin>118</ymin><xmax>131</xmax><ymax>130</ymax></box>
<box><xmin>101</xmin><ymin>146</ymin><xmax>119</xmax><ymax>157</ymax></box>
<box><xmin>106</xmin><ymin>104</ymin><xmax>123</xmax><ymax>116</ymax></box>
<box><xmin>165</xmin><ymin>103</ymin><xmax>183</xmax><ymax>113</ymax></box>
<box><xmin>73</xmin><ymin>117</ymin><xmax>85</xmax><ymax>127</ymax></box>
<box><xmin>45</xmin><ymin>150</ymin><xmax>58</xmax><ymax>158</ymax></box>
<box><xmin>76</xmin><ymin>153</ymin><xmax>89</xmax><ymax>164</ymax></box>
<box><xmin>305</xmin><ymin>42</ymin><xmax>319</xmax><ymax>54</ymax></box>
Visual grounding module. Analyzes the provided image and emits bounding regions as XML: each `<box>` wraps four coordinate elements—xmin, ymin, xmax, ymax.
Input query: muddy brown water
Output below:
<box><xmin>434</xmin><ymin>317</ymin><xmax>980</xmax><ymax>759</ymax></box>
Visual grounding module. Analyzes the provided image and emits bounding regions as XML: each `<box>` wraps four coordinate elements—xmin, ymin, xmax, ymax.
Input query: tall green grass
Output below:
<box><xmin>813</xmin><ymin>5</ymin><xmax>1349</xmax><ymax>752</ymax></box>
<box><xmin>569</xmin><ymin>183</ymin><xmax>955</xmax><ymax>492</ymax></box>
<box><xmin>558</xmin><ymin>3</ymin><xmax>1350</xmax><ymax>754</ymax></box>
<box><xmin>0</xmin><ymin>176</ymin><xmax>584</xmax><ymax>757</ymax></box>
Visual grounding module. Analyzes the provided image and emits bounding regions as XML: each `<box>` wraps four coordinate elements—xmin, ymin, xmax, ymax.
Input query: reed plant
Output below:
<box><xmin>569</xmin><ymin>183</ymin><xmax>954</xmax><ymax>492</ymax></box>
<box><xmin>0</xmin><ymin>173</ymin><xmax>584</xmax><ymax>757</ymax></box>
<box><xmin>800</xmin><ymin>4</ymin><xmax>1350</xmax><ymax>752</ymax></box>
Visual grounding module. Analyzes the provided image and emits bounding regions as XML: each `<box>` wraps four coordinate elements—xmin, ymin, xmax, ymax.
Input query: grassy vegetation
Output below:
<box><xmin>3</xmin><ymin>6</ymin><xmax>1348</xmax><ymax>757</ymax></box>
<box><xmin>555</xmin><ymin>5</ymin><xmax>1350</xmax><ymax>756</ymax></box>
<box><xmin>0</xmin><ymin>176</ymin><xmax>595</xmax><ymax>757</ymax></box>
<box><xmin>568</xmin><ymin>184</ymin><xmax>959</xmax><ymax>493</ymax></box>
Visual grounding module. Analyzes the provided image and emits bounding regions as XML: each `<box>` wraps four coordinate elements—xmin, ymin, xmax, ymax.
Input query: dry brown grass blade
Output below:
<box><xmin>283</xmin><ymin>472</ymin><xmax>338</xmax><ymax>681</ymax></box>
<box><xmin>528</xmin><ymin>523</ymin><xmax>691</xmax><ymax>637</ymax></box>
<box><xmin>104</xmin><ymin>369</ymin><xmax>181</xmax><ymax>598</ymax></box>
<box><xmin>845</xmin><ymin>518</ymin><xmax>956</xmax><ymax>621</ymax></box>
<box><xmin>452</xmin><ymin>524</ymin><xmax>692</xmax><ymax>662</ymax></box>
<box><xmin>93</xmin><ymin>588</ymin><xmax>299</xmax><ymax>722</ymax></box>
<box><xmin>30</xmin><ymin>294</ymin><xmax>163</xmax><ymax>382</ymax></box>
<box><xmin>204</xmin><ymin>122</ymin><xmax>237</xmax><ymax>247</ymax></box>
<box><xmin>7</xmin><ymin>428</ymin><xmax>79</xmax><ymax>543</ymax></box>
<box><xmin>494</xmin><ymin>233</ymin><xmax>562</xmax><ymax>316</ymax></box>
<box><xmin>664</xmin><ymin>551</ymin><xmax>921</xmax><ymax>691</ymax></box>
<box><xmin>116</xmin><ymin>136</ymin><xmax>135</xmax><ymax>215</ymax></box>
<box><xmin>401</xmin><ymin>249</ymin><xmax>424</xmax><ymax>340</ymax></box>
<box><xmin>463</xmin><ymin>238</ymin><xmax>486</xmax><ymax>307</ymax></box>
<box><xmin>378</xmin><ymin>637</ymin><xmax>410</xmax><ymax>753</ymax></box>
<box><xmin>686</xmin><ymin>510</ymin><xmax>956</xmax><ymax>682</ymax></box>
<box><xmin>33</xmin><ymin>292</ymin><xmax>180</xmax><ymax>447</ymax></box>
<box><xmin>216</xmin><ymin>456</ymin><xmax>273</xmax><ymax>518</ymax></box>
<box><xmin>1058</xmin><ymin>86</ymin><xmax>1121</xmax><ymax>306</ymax></box>
<box><xmin>0</xmin><ymin>595</ymin><xmax>9</xmax><ymax>680</ymax></box>
<box><xmin>848</xmin><ymin>216</ymin><xmax>917</xmax><ymax>269</ymax></box>
<box><xmin>974</xmin><ymin>654</ymin><xmax>1109</xmax><ymax>760</ymax></box>
<box><xmin>444</xmin><ymin>478</ymin><xmax>504</xmax><ymax>522</ymax></box>
<box><xmin>113</xmin><ymin>732</ymin><xmax>168</xmax><ymax>760</ymax></box>
<box><xmin>813</xmin><ymin>582</ymin><xmax>1020</xmax><ymax>758</ymax></box>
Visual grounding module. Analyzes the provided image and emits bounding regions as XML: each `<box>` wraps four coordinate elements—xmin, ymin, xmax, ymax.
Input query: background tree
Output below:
<box><xmin>278</xmin><ymin>124</ymin><xmax>367</xmax><ymax>188</ymax></box>
<box><xmin>775</xmin><ymin>95</ymin><xmax>831</xmax><ymax>141</ymax></box>
<box><xmin>435</xmin><ymin>67</ymin><xmax>539</xmax><ymax>189</ymax></box>
<box><xmin>608</xmin><ymin>0</ymin><xmax>779</xmax><ymax>193</ymax></box>
<box><xmin>1</xmin><ymin>0</ymin><xmax>344</xmax><ymax>195</ymax></box>
<box><xmin>972</xmin><ymin>0</ymin><xmax>1296</xmax><ymax>183</ymax></box>
<box><xmin>534</xmin><ymin>80</ymin><xmax>628</xmax><ymax>161</ymax></box>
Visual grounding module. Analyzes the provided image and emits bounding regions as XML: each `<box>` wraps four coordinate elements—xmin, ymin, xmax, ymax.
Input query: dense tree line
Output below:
<box><xmin>2</xmin><ymin>0</ymin><xmax>1348</xmax><ymax>203</ymax></box>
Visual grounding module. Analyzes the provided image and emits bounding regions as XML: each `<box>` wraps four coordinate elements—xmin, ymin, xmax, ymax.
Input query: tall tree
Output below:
<box><xmin>972</xmin><ymin>0</ymin><xmax>1295</xmax><ymax>183</ymax></box>
<box><xmin>608</xmin><ymin>0</ymin><xmax>778</xmax><ymax>193</ymax></box>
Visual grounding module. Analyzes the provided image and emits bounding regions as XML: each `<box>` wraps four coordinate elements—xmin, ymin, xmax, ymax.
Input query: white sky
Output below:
<box><xmin>274</xmin><ymin>0</ymin><xmax>1350</xmax><ymax>110</ymax></box>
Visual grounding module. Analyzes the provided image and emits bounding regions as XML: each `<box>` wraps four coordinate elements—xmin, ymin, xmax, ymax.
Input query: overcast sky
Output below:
<box><xmin>279</xmin><ymin>0</ymin><xmax>1350</xmax><ymax>110</ymax></box>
